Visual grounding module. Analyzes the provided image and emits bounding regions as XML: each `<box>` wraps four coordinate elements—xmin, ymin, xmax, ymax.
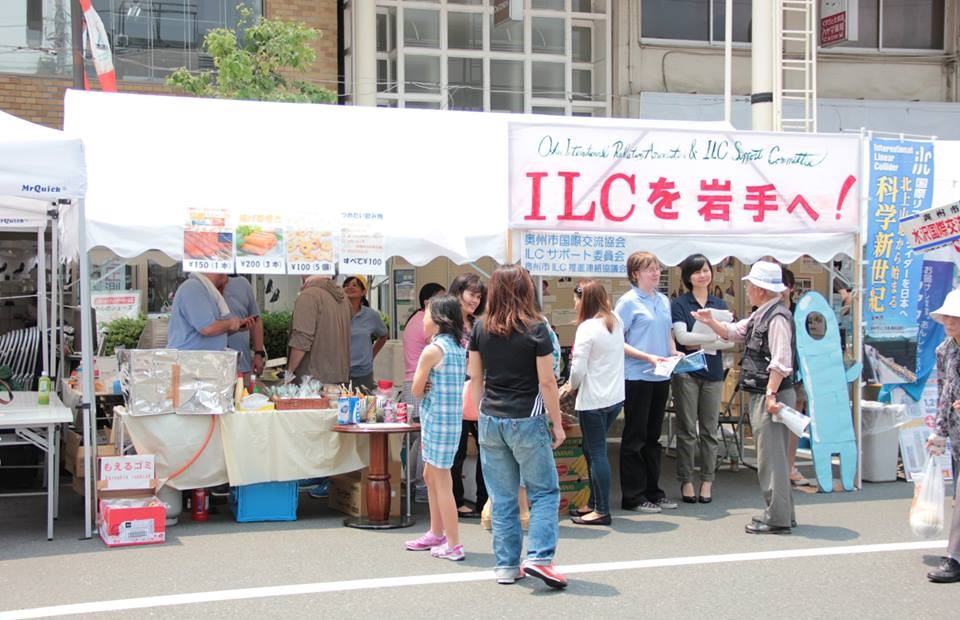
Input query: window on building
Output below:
<box><xmin>641</xmin><ymin>0</ymin><xmax>751</xmax><ymax>43</ymax></box>
<box><xmin>834</xmin><ymin>0</ymin><xmax>944</xmax><ymax>50</ymax></box>
<box><xmin>362</xmin><ymin>0</ymin><xmax>609</xmax><ymax>117</ymax></box>
<box><xmin>0</xmin><ymin>1</ymin><xmax>262</xmax><ymax>81</ymax></box>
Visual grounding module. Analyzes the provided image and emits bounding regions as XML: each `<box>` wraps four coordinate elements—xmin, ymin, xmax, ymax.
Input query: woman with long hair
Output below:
<box><xmin>404</xmin><ymin>295</ymin><xmax>467</xmax><ymax>560</ymax></box>
<box><xmin>615</xmin><ymin>251</ymin><xmax>679</xmax><ymax>513</ymax></box>
<box><xmin>565</xmin><ymin>280</ymin><xmax>625</xmax><ymax>526</ymax></box>
<box><xmin>449</xmin><ymin>273</ymin><xmax>488</xmax><ymax>518</ymax></box>
<box><xmin>671</xmin><ymin>254</ymin><xmax>733</xmax><ymax>504</ymax></box>
<box><xmin>468</xmin><ymin>265</ymin><xmax>567</xmax><ymax>589</ymax></box>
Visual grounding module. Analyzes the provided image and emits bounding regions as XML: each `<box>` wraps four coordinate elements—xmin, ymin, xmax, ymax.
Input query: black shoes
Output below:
<box><xmin>745</xmin><ymin>521</ymin><xmax>792</xmax><ymax>535</ymax></box>
<box><xmin>928</xmin><ymin>557</ymin><xmax>960</xmax><ymax>583</ymax></box>
<box><xmin>570</xmin><ymin>514</ymin><xmax>612</xmax><ymax>526</ymax></box>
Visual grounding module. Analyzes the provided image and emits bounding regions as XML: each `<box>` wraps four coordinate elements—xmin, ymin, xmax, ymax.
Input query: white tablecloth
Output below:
<box><xmin>119</xmin><ymin>408</ymin><xmax>373</xmax><ymax>488</ymax></box>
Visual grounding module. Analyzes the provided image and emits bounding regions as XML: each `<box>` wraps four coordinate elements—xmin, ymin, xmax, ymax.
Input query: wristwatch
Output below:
<box><xmin>254</xmin><ymin>350</ymin><xmax>266</xmax><ymax>357</ymax></box>
<box><xmin>765</xmin><ymin>389</ymin><xmax>776</xmax><ymax>396</ymax></box>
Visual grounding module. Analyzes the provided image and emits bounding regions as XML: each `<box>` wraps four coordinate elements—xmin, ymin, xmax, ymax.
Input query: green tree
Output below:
<box><xmin>166</xmin><ymin>5</ymin><xmax>336</xmax><ymax>104</ymax></box>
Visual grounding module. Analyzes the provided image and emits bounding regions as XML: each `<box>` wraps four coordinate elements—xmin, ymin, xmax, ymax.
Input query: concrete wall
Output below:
<box><xmin>613</xmin><ymin>0</ymin><xmax>960</xmax><ymax>119</ymax></box>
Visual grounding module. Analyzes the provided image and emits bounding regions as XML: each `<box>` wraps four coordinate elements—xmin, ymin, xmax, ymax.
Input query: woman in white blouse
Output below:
<box><xmin>564</xmin><ymin>280</ymin><xmax>625</xmax><ymax>526</ymax></box>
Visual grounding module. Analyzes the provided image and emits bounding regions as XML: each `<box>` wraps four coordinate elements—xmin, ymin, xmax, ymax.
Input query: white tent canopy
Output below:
<box><xmin>0</xmin><ymin>109</ymin><xmax>86</xmax><ymax>202</ymax></box>
<box><xmin>63</xmin><ymin>90</ymin><xmax>743</xmax><ymax>266</ymax></box>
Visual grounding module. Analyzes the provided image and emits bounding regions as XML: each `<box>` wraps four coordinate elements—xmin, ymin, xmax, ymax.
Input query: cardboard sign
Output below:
<box><xmin>99</xmin><ymin>455</ymin><xmax>156</xmax><ymax>491</ymax></box>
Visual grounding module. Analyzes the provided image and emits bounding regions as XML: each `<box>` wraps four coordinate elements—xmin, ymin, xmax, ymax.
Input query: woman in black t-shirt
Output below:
<box><xmin>468</xmin><ymin>265</ymin><xmax>567</xmax><ymax>589</ymax></box>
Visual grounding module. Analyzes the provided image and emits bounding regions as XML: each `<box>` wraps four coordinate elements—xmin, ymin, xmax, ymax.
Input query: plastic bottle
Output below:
<box><xmin>37</xmin><ymin>372</ymin><xmax>51</xmax><ymax>405</ymax></box>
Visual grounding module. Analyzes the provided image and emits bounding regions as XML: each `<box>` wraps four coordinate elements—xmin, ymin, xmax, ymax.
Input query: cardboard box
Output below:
<box><xmin>554</xmin><ymin>454</ymin><xmax>588</xmax><ymax>481</ymax></box>
<box><xmin>557</xmin><ymin>479</ymin><xmax>591</xmax><ymax>515</ymax></box>
<box><xmin>99</xmin><ymin>497</ymin><xmax>166</xmax><ymax>547</ymax></box>
<box><xmin>97</xmin><ymin>455</ymin><xmax>165</xmax><ymax>548</ymax></box>
<box><xmin>328</xmin><ymin>460</ymin><xmax>402</xmax><ymax>519</ymax></box>
<box><xmin>63</xmin><ymin>428</ymin><xmax>116</xmax><ymax>477</ymax></box>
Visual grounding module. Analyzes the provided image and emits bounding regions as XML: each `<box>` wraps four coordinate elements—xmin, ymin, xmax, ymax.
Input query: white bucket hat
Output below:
<box><xmin>741</xmin><ymin>261</ymin><xmax>786</xmax><ymax>293</ymax></box>
<box><xmin>931</xmin><ymin>288</ymin><xmax>960</xmax><ymax>323</ymax></box>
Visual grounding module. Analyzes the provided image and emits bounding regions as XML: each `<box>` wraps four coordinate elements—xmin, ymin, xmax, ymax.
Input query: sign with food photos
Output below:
<box><xmin>183</xmin><ymin>209</ymin><xmax>234</xmax><ymax>273</ymax></box>
<box><xmin>234</xmin><ymin>213</ymin><xmax>286</xmax><ymax>274</ymax></box>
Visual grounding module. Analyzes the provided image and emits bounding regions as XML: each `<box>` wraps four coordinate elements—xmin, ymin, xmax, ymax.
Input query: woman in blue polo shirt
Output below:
<box><xmin>671</xmin><ymin>254</ymin><xmax>733</xmax><ymax>504</ymax></box>
<box><xmin>614</xmin><ymin>251</ymin><xmax>678</xmax><ymax>513</ymax></box>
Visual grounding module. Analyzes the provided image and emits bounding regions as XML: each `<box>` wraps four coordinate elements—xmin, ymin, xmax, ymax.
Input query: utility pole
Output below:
<box><xmin>750</xmin><ymin>0</ymin><xmax>774</xmax><ymax>130</ymax></box>
<box><xmin>71</xmin><ymin>0</ymin><xmax>84</xmax><ymax>89</ymax></box>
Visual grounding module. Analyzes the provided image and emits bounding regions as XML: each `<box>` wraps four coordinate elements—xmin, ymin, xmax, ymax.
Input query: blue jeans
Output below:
<box><xmin>579</xmin><ymin>402</ymin><xmax>623</xmax><ymax>515</ymax></box>
<box><xmin>479</xmin><ymin>413</ymin><xmax>560</xmax><ymax>578</ymax></box>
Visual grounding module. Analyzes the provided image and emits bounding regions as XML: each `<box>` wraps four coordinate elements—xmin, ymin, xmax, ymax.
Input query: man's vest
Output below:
<box><xmin>740</xmin><ymin>300</ymin><xmax>795</xmax><ymax>394</ymax></box>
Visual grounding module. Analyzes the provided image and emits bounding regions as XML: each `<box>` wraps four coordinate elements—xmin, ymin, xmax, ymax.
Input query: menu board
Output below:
<box><xmin>339</xmin><ymin>211</ymin><xmax>386</xmax><ymax>276</ymax></box>
<box><xmin>183</xmin><ymin>209</ymin><xmax>234</xmax><ymax>273</ymax></box>
<box><xmin>235</xmin><ymin>213</ymin><xmax>286</xmax><ymax>274</ymax></box>
<box><xmin>286</xmin><ymin>216</ymin><xmax>337</xmax><ymax>276</ymax></box>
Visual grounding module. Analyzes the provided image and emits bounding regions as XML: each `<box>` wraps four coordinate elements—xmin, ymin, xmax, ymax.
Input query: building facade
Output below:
<box><xmin>0</xmin><ymin>0</ymin><xmax>339</xmax><ymax>128</ymax></box>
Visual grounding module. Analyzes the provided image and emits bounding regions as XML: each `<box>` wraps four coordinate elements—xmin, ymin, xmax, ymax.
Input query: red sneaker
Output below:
<box><xmin>521</xmin><ymin>561</ymin><xmax>567</xmax><ymax>590</ymax></box>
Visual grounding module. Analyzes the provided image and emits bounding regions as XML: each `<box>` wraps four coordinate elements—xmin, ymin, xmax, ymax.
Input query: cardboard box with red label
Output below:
<box><xmin>97</xmin><ymin>455</ymin><xmax>166</xmax><ymax>548</ymax></box>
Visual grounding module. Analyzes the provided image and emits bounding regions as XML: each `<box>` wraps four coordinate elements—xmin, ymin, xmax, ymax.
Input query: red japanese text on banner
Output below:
<box><xmin>508</xmin><ymin>123</ymin><xmax>861</xmax><ymax>234</ymax></box>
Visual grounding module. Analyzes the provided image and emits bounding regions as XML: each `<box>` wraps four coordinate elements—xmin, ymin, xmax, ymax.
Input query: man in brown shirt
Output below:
<box><xmin>287</xmin><ymin>275</ymin><xmax>352</xmax><ymax>385</ymax></box>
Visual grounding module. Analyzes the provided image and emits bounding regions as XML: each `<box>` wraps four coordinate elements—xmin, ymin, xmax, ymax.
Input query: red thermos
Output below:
<box><xmin>191</xmin><ymin>488</ymin><xmax>209</xmax><ymax>522</ymax></box>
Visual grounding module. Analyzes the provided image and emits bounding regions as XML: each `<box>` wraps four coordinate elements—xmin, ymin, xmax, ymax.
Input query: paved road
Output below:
<box><xmin>0</xmin><ymin>455</ymin><xmax>955</xmax><ymax>619</ymax></box>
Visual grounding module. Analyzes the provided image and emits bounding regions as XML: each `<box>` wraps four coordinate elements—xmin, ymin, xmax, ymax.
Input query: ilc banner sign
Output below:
<box><xmin>508</xmin><ymin>123</ymin><xmax>861</xmax><ymax>235</ymax></box>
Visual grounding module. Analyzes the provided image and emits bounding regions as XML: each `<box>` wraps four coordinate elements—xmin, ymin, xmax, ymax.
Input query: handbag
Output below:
<box><xmin>462</xmin><ymin>380</ymin><xmax>478</xmax><ymax>422</ymax></box>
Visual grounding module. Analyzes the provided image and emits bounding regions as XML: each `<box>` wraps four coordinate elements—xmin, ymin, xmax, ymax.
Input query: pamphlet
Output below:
<box><xmin>691</xmin><ymin>308</ymin><xmax>734</xmax><ymax>336</ymax></box>
<box><xmin>654</xmin><ymin>350</ymin><xmax>707</xmax><ymax>377</ymax></box>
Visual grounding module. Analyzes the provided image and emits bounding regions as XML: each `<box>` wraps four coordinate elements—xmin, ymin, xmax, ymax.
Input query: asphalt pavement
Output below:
<box><xmin>0</xmin><ymin>446</ymin><xmax>956</xmax><ymax>619</ymax></box>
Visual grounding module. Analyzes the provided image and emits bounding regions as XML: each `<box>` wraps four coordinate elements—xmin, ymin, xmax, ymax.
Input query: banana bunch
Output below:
<box><xmin>569</xmin><ymin>454</ymin><xmax>589</xmax><ymax>478</ymax></box>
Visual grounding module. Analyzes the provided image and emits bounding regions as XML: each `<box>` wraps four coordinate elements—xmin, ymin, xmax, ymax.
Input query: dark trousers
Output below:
<box><xmin>620</xmin><ymin>379</ymin><xmax>671</xmax><ymax>508</ymax></box>
<box><xmin>452</xmin><ymin>420</ymin><xmax>488</xmax><ymax>510</ymax></box>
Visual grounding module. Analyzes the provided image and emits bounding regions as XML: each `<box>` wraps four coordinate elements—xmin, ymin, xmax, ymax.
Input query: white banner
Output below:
<box><xmin>509</xmin><ymin>123</ymin><xmax>861</xmax><ymax>235</ymax></box>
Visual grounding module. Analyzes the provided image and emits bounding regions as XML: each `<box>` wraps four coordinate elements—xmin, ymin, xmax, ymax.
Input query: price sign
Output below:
<box><xmin>339</xmin><ymin>211</ymin><xmax>386</xmax><ymax>276</ymax></box>
<box><xmin>235</xmin><ymin>213</ymin><xmax>286</xmax><ymax>274</ymax></box>
<box><xmin>183</xmin><ymin>209</ymin><xmax>233</xmax><ymax>273</ymax></box>
<box><xmin>286</xmin><ymin>218</ymin><xmax>337</xmax><ymax>276</ymax></box>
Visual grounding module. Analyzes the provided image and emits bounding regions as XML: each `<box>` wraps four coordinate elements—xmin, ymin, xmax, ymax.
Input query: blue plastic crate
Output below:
<box><xmin>230</xmin><ymin>481</ymin><xmax>299</xmax><ymax>522</ymax></box>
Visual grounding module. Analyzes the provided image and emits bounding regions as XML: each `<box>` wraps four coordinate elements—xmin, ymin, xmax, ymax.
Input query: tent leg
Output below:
<box><xmin>78</xmin><ymin>198</ymin><xmax>96</xmax><ymax>539</ymax></box>
<box><xmin>37</xmin><ymin>227</ymin><xmax>49</xmax><ymax>377</ymax></box>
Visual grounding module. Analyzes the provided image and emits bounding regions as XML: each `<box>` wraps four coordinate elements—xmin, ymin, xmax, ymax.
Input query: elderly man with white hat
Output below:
<box><xmin>694</xmin><ymin>260</ymin><xmax>797</xmax><ymax>535</ymax></box>
<box><xmin>925</xmin><ymin>288</ymin><xmax>960</xmax><ymax>583</ymax></box>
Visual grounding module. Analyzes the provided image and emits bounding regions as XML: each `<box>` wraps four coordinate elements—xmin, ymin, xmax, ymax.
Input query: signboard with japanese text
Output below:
<box><xmin>901</xmin><ymin>200</ymin><xmax>960</xmax><ymax>253</ymax></box>
<box><xmin>864</xmin><ymin>139</ymin><xmax>934</xmax><ymax>342</ymax></box>
<box><xmin>509</xmin><ymin>123</ymin><xmax>860</xmax><ymax>235</ymax></box>
<box><xmin>820</xmin><ymin>0</ymin><xmax>858</xmax><ymax>47</ymax></box>
<box><xmin>522</xmin><ymin>231</ymin><xmax>629</xmax><ymax>277</ymax></box>
<box><xmin>339</xmin><ymin>211</ymin><xmax>386</xmax><ymax>276</ymax></box>
<box><xmin>183</xmin><ymin>209</ymin><xmax>234</xmax><ymax>273</ymax></box>
<box><xmin>91</xmin><ymin>290</ymin><xmax>141</xmax><ymax>329</ymax></box>
<box><xmin>286</xmin><ymin>216</ymin><xmax>337</xmax><ymax>276</ymax></box>
<box><xmin>234</xmin><ymin>213</ymin><xmax>286</xmax><ymax>274</ymax></box>
<box><xmin>99</xmin><ymin>455</ymin><xmax>155</xmax><ymax>490</ymax></box>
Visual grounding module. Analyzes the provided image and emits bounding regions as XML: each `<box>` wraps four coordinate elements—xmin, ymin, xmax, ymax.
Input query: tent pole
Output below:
<box><xmin>78</xmin><ymin>197</ymin><xmax>96</xmax><ymax>538</ymax></box>
<box><xmin>37</xmin><ymin>227</ymin><xmax>49</xmax><ymax>377</ymax></box>
<box><xmin>51</xmin><ymin>209</ymin><xmax>60</xmax><ymax>380</ymax></box>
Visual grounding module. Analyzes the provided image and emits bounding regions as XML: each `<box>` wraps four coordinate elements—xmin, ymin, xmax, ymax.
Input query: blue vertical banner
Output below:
<box><xmin>914</xmin><ymin>260</ymin><xmax>953</xmax><ymax>383</ymax></box>
<box><xmin>864</xmin><ymin>139</ymin><xmax>934</xmax><ymax>375</ymax></box>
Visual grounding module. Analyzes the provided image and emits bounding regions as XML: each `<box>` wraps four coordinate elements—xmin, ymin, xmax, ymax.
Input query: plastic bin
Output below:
<box><xmin>860</xmin><ymin>401</ymin><xmax>903</xmax><ymax>482</ymax></box>
<box><xmin>230</xmin><ymin>481</ymin><xmax>299</xmax><ymax>522</ymax></box>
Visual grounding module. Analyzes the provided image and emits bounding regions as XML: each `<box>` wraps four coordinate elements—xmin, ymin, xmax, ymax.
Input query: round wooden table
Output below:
<box><xmin>332</xmin><ymin>422</ymin><xmax>420</xmax><ymax>529</ymax></box>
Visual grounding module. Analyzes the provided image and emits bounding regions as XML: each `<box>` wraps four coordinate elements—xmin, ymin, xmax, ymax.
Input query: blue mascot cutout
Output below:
<box><xmin>793</xmin><ymin>291</ymin><xmax>862</xmax><ymax>492</ymax></box>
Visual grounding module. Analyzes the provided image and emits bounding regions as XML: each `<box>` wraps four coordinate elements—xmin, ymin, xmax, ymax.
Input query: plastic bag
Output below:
<box><xmin>909</xmin><ymin>455</ymin><xmax>945</xmax><ymax>538</ymax></box>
